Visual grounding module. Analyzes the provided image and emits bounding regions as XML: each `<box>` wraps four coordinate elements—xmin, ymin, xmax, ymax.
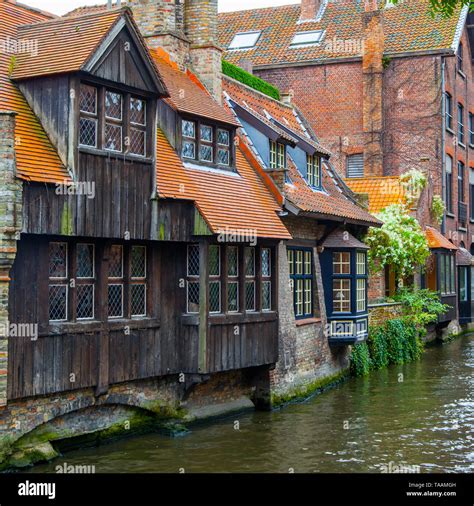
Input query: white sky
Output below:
<box><xmin>22</xmin><ymin>0</ymin><xmax>299</xmax><ymax>16</ymax></box>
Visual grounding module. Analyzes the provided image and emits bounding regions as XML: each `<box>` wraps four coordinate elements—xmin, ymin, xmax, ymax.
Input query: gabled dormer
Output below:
<box><xmin>11</xmin><ymin>8</ymin><xmax>168</xmax><ymax>174</ymax></box>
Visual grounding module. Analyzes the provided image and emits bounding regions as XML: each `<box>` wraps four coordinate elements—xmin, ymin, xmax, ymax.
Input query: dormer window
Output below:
<box><xmin>269</xmin><ymin>140</ymin><xmax>285</xmax><ymax>169</ymax></box>
<box><xmin>78</xmin><ymin>82</ymin><xmax>149</xmax><ymax>158</ymax></box>
<box><xmin>181</xmin><ymin>118</ymin><xmax>233</xmax><ymax>169</ymax></box>
<box><xmin>306</xmin><ymin>154</ymin><xmax>321</xmax><ymax>187</ymax></box>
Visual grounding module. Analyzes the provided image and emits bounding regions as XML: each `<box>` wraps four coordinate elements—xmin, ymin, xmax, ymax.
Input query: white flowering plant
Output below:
<box><xmin>365</xmin><ymin>204</ymin><xmax>430</xmax><ymax>285</ymax></box>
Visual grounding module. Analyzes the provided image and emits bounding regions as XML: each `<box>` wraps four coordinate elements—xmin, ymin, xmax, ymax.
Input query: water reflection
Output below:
<box><xmin>30</xmin><ymin>337</ymin><xmax>474</xmax><ymax>473</ymax></box>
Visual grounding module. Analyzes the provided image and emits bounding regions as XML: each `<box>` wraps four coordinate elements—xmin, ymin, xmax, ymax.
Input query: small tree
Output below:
<box><xmin>365</xmin><ymin>204</ymin><xmax>430</xmax><ymax>288</ymax></box>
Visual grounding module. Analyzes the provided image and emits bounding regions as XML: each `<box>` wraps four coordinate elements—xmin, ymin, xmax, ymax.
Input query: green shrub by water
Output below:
<box><xmin>350</xmin><ymin>319</ymin><xmax>424</xmax><ymax>376</ymax></box>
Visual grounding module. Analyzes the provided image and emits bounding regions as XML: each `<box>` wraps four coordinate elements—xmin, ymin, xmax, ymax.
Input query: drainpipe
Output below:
<box><xmin>441</xmin><ymin>57</ymin><xmax>446</xmax><ymax>235</ymax></box>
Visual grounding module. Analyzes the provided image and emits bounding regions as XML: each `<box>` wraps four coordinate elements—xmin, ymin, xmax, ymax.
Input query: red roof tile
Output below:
<box><xmin>219</xmin><ymin>0</ymin><xmax>464</xmax><ymax>67</ymax></box>
<box><xmin>345</xmin><ymin>176</ymin><xmax>405</xmax><ymax>214</ymax></box>
<box><xmin>426</xmin><ymin>226</ymin><xmax>457</xmax><ymax>250</ymax></box>
<box><xmin>150</xmin><ymin>48</ymin><xmax>239</xmax><ymax>126</ymax></box>
<box><xmin>0</xmin><ymin>0</ymin><xmax>69</xmax><ymax>183</ymax></box>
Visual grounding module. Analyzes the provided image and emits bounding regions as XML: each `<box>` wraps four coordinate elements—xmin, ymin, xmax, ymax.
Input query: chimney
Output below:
<box><xmin>127</xmin><ymin>0</ymin><xmax>190</xmax><ymax>70</ymax></box>
<box><xmin>299</xmin><ymin>0</ymin><xmax>321</xmax><ymax>22</ymax></box>
<box><xmin>280</xmin><ymin>92</ymin><xmax>292</xmax><ymax>105</ymax></box>
<box><xmin>238</xmin><ymin>58</ymin><xmax>253</xmax><ymax>75</ymax></box>
<box><xmin>185</xmin><ymin>0</ymin><xmax>223</xmax><ymax>104</ymax></box>
<box><xmin>362</xmin><ymin>0</ymin><xmax>384</xmax><ymax>176</ymax></box>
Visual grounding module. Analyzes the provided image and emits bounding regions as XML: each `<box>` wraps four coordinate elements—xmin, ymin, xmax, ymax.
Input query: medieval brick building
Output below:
<box><xmin>220</xmin><ymin>0</ymin><xmax>474</xmax><ymax>323</ymax></box>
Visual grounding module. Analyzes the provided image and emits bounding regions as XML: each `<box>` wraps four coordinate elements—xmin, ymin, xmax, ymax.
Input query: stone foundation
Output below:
<box><xmin>0</xmin><ymin>370</ymin><xmax>257</xmax><ymax>470</ymax></box>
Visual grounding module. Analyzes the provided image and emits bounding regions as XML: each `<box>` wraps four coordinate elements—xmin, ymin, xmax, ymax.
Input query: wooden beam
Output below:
<box><xmin>198</xmin><ymin>239</ymin><xmax>209</xmax><ymax>373</ymax></box>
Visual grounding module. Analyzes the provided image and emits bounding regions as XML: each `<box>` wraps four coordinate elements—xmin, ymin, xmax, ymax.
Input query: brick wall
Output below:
<box><xmin>0</xmin><ymin>112</ymin><xmax>22</xmax><ymax>408</ymax></box>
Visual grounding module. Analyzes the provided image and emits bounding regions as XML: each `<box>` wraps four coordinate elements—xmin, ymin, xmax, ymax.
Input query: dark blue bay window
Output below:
<box><xmin>320</xmin><ymin>230</ymin><xmax>369</xmax><ymax>344</ymax></box>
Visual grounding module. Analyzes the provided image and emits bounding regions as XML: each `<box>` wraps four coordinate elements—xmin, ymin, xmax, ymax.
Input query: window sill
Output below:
<box><xmin>181</xmin><ymin>311</ymin><xmax>278</xmax><ymax>326</ymax></box>
<box><xmin>79</xmin><ymin>146</ymin><xmax>153</xmax><ymax>164</ymax></box>
<box><xmin>458</xmin><ymin>226</ymin><xmax>467</xmax><ymax>232</ymax></box>
<box><xmin>458</xmin><ymin>69</ymin><xmax>466</xmax><ymax>79</ymax></box>
<box><xmin>295</xmin><ymin>317</ymin><xmax>321</xmax><ymax>327</ymax></box>
<box><xmin>182</xmin><ymin>159</ymin><xmax>237</xmax><ymax>174</ymax></box>
<box><xmin>41</xmin><ymin>317</ymin><xmax>160</xmax><ymax>337</ymax></box>
<box><xmin>446</xmin><ymin>127</ymin><xmax>455</xmax><ymax>135</ymax></box>
<box><xmin>458</xmin><ymin>142</ymin><xmax>466</xmax><ymax>149</ymax></box>
<box><xmin>446</xmin><ymin>212</ymin><xmax>455</xmax><ymax>219</ymax></box>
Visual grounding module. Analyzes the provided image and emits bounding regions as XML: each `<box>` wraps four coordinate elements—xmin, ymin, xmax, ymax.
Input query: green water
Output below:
<box><xmin>31</xmin><ymin>337</ymin><xmax>474</xmax><ymax>473</ymax></box>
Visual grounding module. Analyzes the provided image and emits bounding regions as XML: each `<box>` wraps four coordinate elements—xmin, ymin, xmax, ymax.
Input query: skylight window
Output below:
<box><xmin>290</xmin><ymin>30</ymin><xmax>324</xmax><ymax>47</ymax></box>
<box><xmin>228</xmin><ymin>31</ymin><xmax>261</xmax><ymax>50</ymax></box>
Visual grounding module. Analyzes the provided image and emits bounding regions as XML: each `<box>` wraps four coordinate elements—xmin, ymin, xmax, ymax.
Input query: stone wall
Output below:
<box><xmin>368</xmin><ymin>302</ymin><xmax>402</xmax><ymax>326</ymax></box>
<box><xmin>0</xmin><ymin>112</ymin><xmax>22</xmax><ymax>407</ymax></box>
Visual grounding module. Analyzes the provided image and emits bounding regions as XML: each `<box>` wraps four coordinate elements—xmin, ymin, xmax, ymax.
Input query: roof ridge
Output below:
<box><xmin>17</xmin><ymin>5</ymin><xmax>127</xmax><ymax>29</ymax></box>
<box><xmin>220</xmin><ymin>3</ymin><xmax>299</xmax><ymax>15</ymax></box>
<box><xmin>223</xmin><ymin>75</ymin><xmax>293</xmax><ymax>110</ymax></box>
<box><xmin>1</xmin><ymin>0</ymin><xmax>57</xmax><ymax>20</ymax></box>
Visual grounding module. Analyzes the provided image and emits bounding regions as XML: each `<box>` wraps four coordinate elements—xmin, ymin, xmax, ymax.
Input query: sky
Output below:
<box><xmin>22</xmin><ymin>0</ymin><xmax>299</xmax><ymax>16</ymax></box>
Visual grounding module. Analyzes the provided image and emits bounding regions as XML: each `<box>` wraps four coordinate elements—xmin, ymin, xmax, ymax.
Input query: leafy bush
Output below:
<box><xmin>393</xmin><ymin>288</ymin><xmax>450</xmax><ymax>337</ymax></box>
<box><xmin>431</xmin><ymin>195</ymin><xmax>445</xmax><ymax>225</ymax></box>
<box><xmin>222</xmin><ymin>60</ymin><xmax>280</xmax><ymax>100</ymax></box>
<box><xmin>350</xmin><ymin>342</ymin><xmax>371</xmax><ymax>376</ymax></box>
<box><xmin>367</xmin><ymin>326</ymin><xmax>389</xmax><ymax>370</ymax></box>
<box><xmin>350</xmin><ymin>318</ymin><xmax>424</xmax><ymax>376</ymax></box>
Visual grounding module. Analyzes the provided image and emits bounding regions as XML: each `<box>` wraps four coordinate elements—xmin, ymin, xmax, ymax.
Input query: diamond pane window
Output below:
<box><xmin>200</xmin><ymin>144</ymin><xmax>213</xmax><ymax>162</ymax></box>
<box><xmin>209</xmin><ymin>281</ymin><xmax>221</xmax><ymax>313</ymax></box>
<box><xmin>182</xmin><ymin>120</ymin><xmax>195</xmax><ymax>138</ymax></box>
<box><xmin>200</xmin><ymin>125</ymin><xmax>213</xmax><ymax>142</ymax></box>
<box><xmin>130</xmin><ymin>128</ymin><xmax>146</xmax><ymax>156</ymax></box>
<box><xmin>79</xmin><ymin>118</ymin><xmax>97</xmax><ymax>147</ymax></box>
<box><xmin>131</xmin><ymin>246</ymin><xmax>146</xmax><ymax>278</ymax></box>
<box><xmin>77</xmin><ymin>244</ymin><xmax>94</xmax><ymax>278</ymax></box>
<box><xmin>245</xmin><ymin>247</ymin><xmax>255</xmax><ymax>276</ymax></box>
<box><xmin>105</xmin><ymin>123</ymin><xmax>122</xmax><ymax>152</ymax></box>
<box><xmin>217</xmin><ymin>149</ymin><xmax>229</xmax><ymax>166</ymax></box>
<box><xmin>262</xmin><ymin>280</ymin><xmax>271</xmax><ymax>311</ymax></box>
<box><xmin>187</xmin><ymin>244</ymin><xmax>200</xmax><ymax>276</ymax></box>
<box><xmin>130</xmin><ymin>97</ymin><xmax>146</xmax><ymax>125</ymax></box>
<box><xmin>218</xmin><ymin>129</ymin><xmax>230</xmax><ymax>146</ymax></box>
<box><xmin>108</xmin><ymin>284</ymin><xmax>123</xmax><ymax>318</ymax></box>
<box><xmin>262</xmin><ymin>248</ymin><xmax>271</xmax><ymax>276</ymax></box>
<box><xmin>76</xmin><ymin>284</ymin><xmax>94</xmax><ymax>319</ymax></box>
<box><xmin>49</xmin><ymin>242</ymin><xmax>68</xmax><ymax>278</ymax></box>
<box><xmin>187</xmin><ymin>281</ymin><xmax>200</xmax><ymax>313</ymax></box>
<box><xmin>182</xmin><ymin>141</ymin><xmax>196</xmax><ymax>159</ymax></box>
<box><xmin>131</xmin><ymin>284</ymin><xmax>146</xmax><ymax>316</ymax></box>
<box><xmin>209</xmin><ymin>245</ymin><xmax>220</xmax><ymax>276</ymax></box>
<box><xmin>227</xmin><ymin>282</ymin><xmax>239</xmax><ymax>312</ymax></box>
<box><xmin>105</xmin><ymin>90</ymin><xmax>122</xmax><ymax>120</ymax></box>
<box><xmin>245</xmin><ymin>281</ymin><xmax>255</xmax><ymax>311</ymax></box>
<box><xmin>109</xmin><ymin>245</ymin><xmax>123</xmax><ymax>278</ymax></box>
<box><xmin>227</xmin><ymin>246</ymin><xmax>238</xmax><ymax>277</ymax></box>
<box><xmin>79</xmin><ymin>84</ymin><xmax>97</xmax><ymax>114</ymax></box>
<box><xmin>49</xmin><ymin>285</ymin><xmax>68</xmax><ymax>321</ymax></box>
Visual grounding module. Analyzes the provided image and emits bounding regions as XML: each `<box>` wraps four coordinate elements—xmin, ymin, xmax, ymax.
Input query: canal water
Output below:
<box><xmin>31</xmin><ymin>336</ymin><xmax>474</xmax><ymax>473</ymax></box>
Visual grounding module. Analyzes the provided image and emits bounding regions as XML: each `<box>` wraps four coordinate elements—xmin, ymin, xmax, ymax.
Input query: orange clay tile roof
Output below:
<box><xmin>219</xmin><ymin>0</ymin><xmax>464</xmax><ymax>67</ymax></box>
<box><xmin>0</xmin><ymin>0</ymin><xmax>69</xmax><ymax>183</ymax></box>
<box><xmin>156</xmin><ymin>129</ymin><xmax>291</xmax><ymax>239</ymax></box>
<box><xmin>285</xmin><ymin>158</ymin><xmax>381</xmax><ymax>226</ymax></box>
<box><xmin>223</xmin><ymin>75</ymin><xmax>379</xmax><ymax>226</ymax></box>
<box><xmin>425</xmin><ymin>226</ymin><xmax>457</xmax><ymax>250</ymax></box>
<box><xmin>344</xmin><ymin>176</ymin><xmax>405</xmax><ymax>214</ymax></box>
<box><xmin>223</xmin><ymin>76</ymin><xmax>330</xmax><ymax>156</ymax></box>
<box><xmin>11</xmin><ymin>8</ymin><xmax>130</xmax><ymax>80</ymax></box>
<box><xmin>149</xmin><ymin>48</ymin><xmax>239</xmax><ymax>126</ymax></box>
